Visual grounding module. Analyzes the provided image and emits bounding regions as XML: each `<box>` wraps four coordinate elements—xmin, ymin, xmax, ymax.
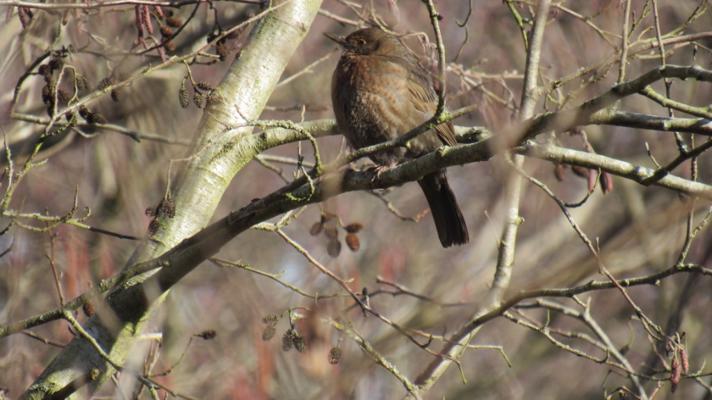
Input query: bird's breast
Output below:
<box><xmin>331</xmin><ymin>54</ymin><xmax>437</xmax><ymax>163</ymax></box>
<box><xmin>334</xmin><ymin>55</ymin><xmax>407</xmax><ymax>95</ymax></box>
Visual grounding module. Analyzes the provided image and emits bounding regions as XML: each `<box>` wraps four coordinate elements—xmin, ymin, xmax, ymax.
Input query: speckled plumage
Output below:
<box><xmin>331</xmin><ymin>28</ymin><xmax>468</xmax><ymax>247</ymax></box>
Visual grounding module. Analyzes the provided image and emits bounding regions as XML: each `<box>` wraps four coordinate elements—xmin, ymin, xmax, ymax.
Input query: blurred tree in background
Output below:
<box><xmin>0</xmin><ymin>0</ymin><xmax>711</xmax><ymax>398</ymax></box>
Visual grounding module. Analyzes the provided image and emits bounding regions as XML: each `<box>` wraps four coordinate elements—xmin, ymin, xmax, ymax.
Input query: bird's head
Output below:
<box><xmin>325</xmin><ymin>27</ymin><xmax>402</xmax><ymax>56</ymax></box>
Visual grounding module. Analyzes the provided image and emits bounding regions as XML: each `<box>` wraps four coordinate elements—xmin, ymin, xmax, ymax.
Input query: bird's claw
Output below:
<box><xmin>367</xmin><ymin>164</ymin><xmax>396</xmax><ymax>182</ymax></box>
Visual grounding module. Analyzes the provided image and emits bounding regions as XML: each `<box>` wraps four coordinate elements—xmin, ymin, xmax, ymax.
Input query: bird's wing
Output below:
<box><xmin>400</xmin><ymin>60</ymin><xmax>458</xmax><ymax>147</ymax></box>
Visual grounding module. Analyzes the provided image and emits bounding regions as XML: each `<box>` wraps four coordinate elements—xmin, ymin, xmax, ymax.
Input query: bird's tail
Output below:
<box><xmin>418</xmin><ymin>172</ymin><xmax>469</xmax><ymax>247</ymax></box>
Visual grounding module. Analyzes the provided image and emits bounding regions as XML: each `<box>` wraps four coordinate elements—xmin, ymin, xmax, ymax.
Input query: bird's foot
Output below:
<box><xmin>367</xmin><ymin>163</ymin><xmax>397</xmax><ymax>183</ymax></box>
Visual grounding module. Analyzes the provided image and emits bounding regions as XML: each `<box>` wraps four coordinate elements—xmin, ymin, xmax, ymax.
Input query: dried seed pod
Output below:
<box><xmin>82</xmin><ymin>301</ymin><xmax>95</xmax><ymax>317</ymax></box>
<box><xmin>196</xmin><ymin>330</ymin><xmax>217</xmax><ymax>340</ymax></box>
<box><xmin>262</xmin><ymin>324</ymin><xmax>276</xmax><ymax>341</ymax></box>
<box><xmin>78</xmin><ymin>105</ymin><xmax>91</xmax><ymax>120</ymax></box>
<box><xmin>41</xmin><ymin>85</ymin><xmax>52</xmax><ymax>104</ymax></box>
<box><xmin>48</xmin><ymin>58</ymin><xmax>63</xmax><ymax>71</ymax></box>
<box><xmin>86</xmin><ymin>112</ymin><xmax>106</xmax><ymax>124</ymax></box>
<box><xmin>97</xmin><ymin>77</ymin><xmax>112</xmax><ymax>91</ymax></box>
<box><xmin>328</xmin><ymin>347</ymin><xmax>342</xmax><ymax>364</ymax></box>
<box><xmin>157</xmin><ymin>197</ymin><xmax>176</xmax><ymax>218</ymax></box>
<box><xmin>282</xmin><ymin>329</ymin><xmax>294</xmax><ymax>352</ymax></box>
<box><xmin>205</xmin><ymin>90</ymin><xmax>220</xmax><ymax>106</ymax></box>
<box><xmin>195</xmin><ymin>81</ymin><xmax>213</xmax><ymax>92</ymax></box>
<box><xmin>587</xmin><ymin>169</ymin><xmax>597</xmax><ymax>193</ymax></box>
<box><xmin>38</xmin><ymin>64</ymin><xmax>51</xmax><ymax>78</ymax></box>
<box><xmin>165</xmin><ymin>16</ymin><xmax>183</xmax><ymax>27</ymax></box>
<box><xmin>600</xmin><ymin>171</ymin><xmax>613</xmax><ymax>194</ymax></box>
<box><xmin>327</xmin><ymin>239</ymin><xmax>341</xmax><ymax>257</ymax></box>
<box><xmin>165</xmin><ymin>202</ymin><xmax>176</xmax><ymax>218</ymax></box>
<box><xmin>76</xmin><ymin>74</ymin><xmax>89</xmax><ymax>92</ymax></box>
<box><xmin>292</xmin><ymin>333</ymin><xmax>305</xmax><ymax>353</ymax></box>
<box><xmin>679</xmin><ymin>347</ymin><xmax>689</xmax><ymax>374</ymax></box>
<box><xmin>553</xmin><ymin>163</ymin><xmax>566</xmax><ymax>181</ymax></box>
<box><xmin>193</xmin><ymin>91</ymin><xmax>206</xmax><ymax>108</ymax></box>
<box><xmin>324</xmin><ymin>226</ymin><xmax>338</xmax><ymax>239</ymax></box>
<box><xmin>179</xmin><ymin>76</ymin><xmax>190</xmax><ymax>108</ymax></box>
<box><xmin>671</xmin><ymin>356</ymin><xmax>681</xmax><ymax>392</ymax></box>
<box><xmin>64</xmin><ymin>111</ymin><xmax>76</xmax><ymax>123</ymax></box>
<box><xmin>571</xmin><ymin>165</ymin><xmax>589</xmax><ymax>178</ymax></box>
<box><xmin>344</xmin><ymin>222</ymin><xmax>363</xmax><ymax>233</ymax></box>
<box><xmin>262</xmin><ymin>314</ymin><xmax>279</xmax><ymax>324</ymax></box>
<box><xmin>309</xmin><ymin>222</ymin><xmax>323</xmax><ymax>236</ymax></box>
<box><xmin>165</xmin><ymin>40</ymin><xmax>176</xmax><ymax>52</ymax></box>
<box><xmin>148</xmin><ymin>219</ymin><xmax>160</xmax><ymax>235</ymax></box>
<box><xmin>345</xmin><ymin>233</ymin><xmax>360</xmax><ymax>251</ymax></box>
<box><xmin>160</xmin><ymin>25</ymin><xmax>173</xmax><ymax>37</ymax></box>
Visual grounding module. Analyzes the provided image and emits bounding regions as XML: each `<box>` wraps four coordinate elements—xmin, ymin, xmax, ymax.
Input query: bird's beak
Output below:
<box><xmin>324</xmin><ymin>32</ymin><xmax>347</xmax><ymax>47</ymax></box>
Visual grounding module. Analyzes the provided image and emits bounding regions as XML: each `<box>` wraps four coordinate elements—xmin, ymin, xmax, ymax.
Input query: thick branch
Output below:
<box><xmin>592</xmin><ymin>111</ymin><xmax>712</xmax><ymax>135</ymax></box>
<box><xmin>515</xmin><ymin>65</ymin><xmax>712</xmax><ymax>144</ymax></box>
<box><xmin>519</xmin><ymin>141</ymin><xmax>712</xmax><ymax>199</ymax></box>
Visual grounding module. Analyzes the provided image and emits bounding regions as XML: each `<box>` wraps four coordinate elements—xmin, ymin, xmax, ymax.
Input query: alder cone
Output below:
<box><xmin>345</xmin><ymin>233</ymin><xmax>360</xmax><ymax>251</ymax></box>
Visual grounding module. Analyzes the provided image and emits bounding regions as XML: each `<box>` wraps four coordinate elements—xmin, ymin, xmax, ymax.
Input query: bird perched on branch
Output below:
<box><xmin>329</xmin><ymin>27</ymin><xmax>468</xmax><ymax>247</ymax></box>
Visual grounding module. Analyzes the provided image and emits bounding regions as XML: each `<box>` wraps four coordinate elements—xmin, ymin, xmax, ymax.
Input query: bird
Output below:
<box><xmin>329</xmin><ymin>27</ymin><xmax>468</xmax><ymax>247</ymax></box>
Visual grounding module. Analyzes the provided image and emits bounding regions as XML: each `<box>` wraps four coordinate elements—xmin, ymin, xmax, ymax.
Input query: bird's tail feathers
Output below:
<box><xmin>418</xmin><ymin>172</ymin><xmax>469</xmax><ymax>247</ymax></box>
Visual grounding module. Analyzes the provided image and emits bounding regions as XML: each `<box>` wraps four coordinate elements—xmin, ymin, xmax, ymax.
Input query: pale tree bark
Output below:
<box><xmin>21</xmin><ymin>1</ymin><xmax>322</xmax><ymax>398</ymax></box>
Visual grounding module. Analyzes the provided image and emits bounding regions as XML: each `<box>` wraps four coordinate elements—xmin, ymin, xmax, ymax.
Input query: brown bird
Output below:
<box><xmin>329</xmin><ymin>27</ymin><xmax>468</xmax><ymax>247</ymax></box>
